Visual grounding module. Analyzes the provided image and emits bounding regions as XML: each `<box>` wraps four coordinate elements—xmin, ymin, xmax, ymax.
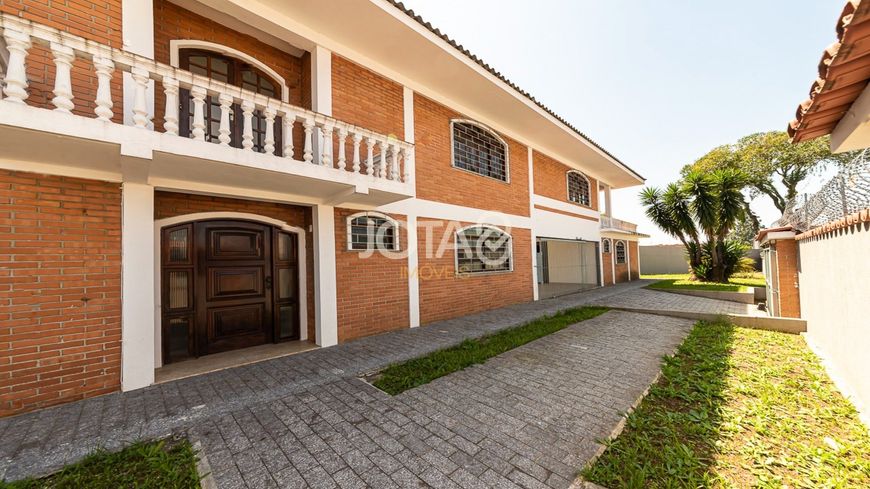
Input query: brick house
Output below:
<box><xmin>0</xmin><ymin>0</ymin><xmax>645</xmax><ymax>416</ymax></box>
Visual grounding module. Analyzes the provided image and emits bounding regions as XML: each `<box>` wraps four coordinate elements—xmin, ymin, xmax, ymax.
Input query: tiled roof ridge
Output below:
<box><xmin>385</xmin><ymin>1</ymin><xmax>644</xmax><ymax>182</ymax></box>
<box><xmin>795</xmin><ymin>207</ymin><xmax>870</xmax><ymax>240</ymax></box>
<box><xmin>788</xmin><ymin>0</ymin><xmax>870</xmax><ymax>141</ymax></box>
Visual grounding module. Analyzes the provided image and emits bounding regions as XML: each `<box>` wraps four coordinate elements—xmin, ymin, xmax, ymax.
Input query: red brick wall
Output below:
<box><xmin>334</xmin><ymin>208</ymin><xmax>409</xmax><ymax>342</ymax></box>
<box><xmin>774</xmin><ymin>239</ymin><xmax>801</xmax><ymax>318</ymax></box>
<box><xmin>0</xmin><ymin>170</ymin><xmax>122</xmax><ymax>417</ymax></box>
<box><xmin>414</xmin><ymin>94</ymin><xmax>530</xmax><ymax>216</ymax></box>
<box><xmin>154</xmin><ymin>191</ymin><xmax>316</xmax><ymax>340</ymax></box>
<box><xmin>1</xmin><ymin>1</ymin><xmax>123</xmax><ymax>121</ymax></box>
<box><xmin>417</xmin><ymin>219</ymin><xmax>533</xmax><ymax>324</ymax></box>
<box><xmin>629</xmin><ymin>240</ymin><xmax>640</xmax><ymax>280</ymax></box>
<box><xmin>614</xmin><ymin>240</ymin><xmax>629</xmax><ymax>282</ymax></box>
<box><xmin>602</xmin><ymin>246</ymin><xmax>613</xmax><ymax>286</ymax></box>
<box><xmin>533</xmin><ymin>150</ymin><xmax>598</xmax><ymax>211</ymax></box>
<box><xmin>331</xmin><ymin>55</ymin><xmax>404</xmax><ymax>138</ymax></box>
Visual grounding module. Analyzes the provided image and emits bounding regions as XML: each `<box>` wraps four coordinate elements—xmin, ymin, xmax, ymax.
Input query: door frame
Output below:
<box><xmin>154</xmin><ymin>212</ymin><xmax>307</xmax><ymax>368</ymax></box>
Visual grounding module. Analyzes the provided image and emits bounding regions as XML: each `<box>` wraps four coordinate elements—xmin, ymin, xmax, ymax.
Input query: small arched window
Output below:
<box><xmin>347</xmin><ymin>212</ymin><xmax>400</xmax><ymax>251</ymax></box>
<box><xmin>615</xmin><ymin>241</ymin><xmax>627</xmax><ymax>264</ymax></box>
<box><xmin>567</xmin><ymin>171</ymin><xmax>591</xmax><ymax>206</ymax></box>
<box><xmin>451</xmin><ymin>120</ymin><xmax>509</xmax><ymax>182</ymax></box>
<box><xmin>455</xmin><ymin>225</ymin><xmax>512</xmax><ymax>274</ymax></box>
<box><xmin>602</xmin><ymin>238</ymin><xmax>611</xmax><ymax>254</ymax></box>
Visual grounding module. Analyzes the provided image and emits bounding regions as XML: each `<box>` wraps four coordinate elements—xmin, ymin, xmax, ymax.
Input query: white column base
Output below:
<box><xmin>121</xmin><ymin>182</ymin><xmax>155</xmax><ymax>391</ymax></box>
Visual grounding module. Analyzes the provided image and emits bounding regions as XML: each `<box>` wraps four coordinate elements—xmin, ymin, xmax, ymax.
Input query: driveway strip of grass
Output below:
<box><xmin>371</xmin><ymin>306</ymin><xmax>609</xmax><ymax>395</ymax></box>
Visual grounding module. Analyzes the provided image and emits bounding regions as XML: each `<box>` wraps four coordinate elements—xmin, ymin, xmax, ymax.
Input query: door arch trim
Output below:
<box><xmin>154</xmin><ymin>211</ymin><xmax>308</xmax><ymax>367</ymax></box>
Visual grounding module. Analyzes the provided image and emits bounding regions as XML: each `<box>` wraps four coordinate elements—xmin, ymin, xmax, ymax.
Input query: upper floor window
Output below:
<box><xmin>178</xmin><ymin>48</ymin><xmax>283</xmax><ymax>155</ymax></box>
<box><xmin>602</xmin><ymin>238</ymin><xmax>611</xmax><ymax>254</ymax></box>
<box><xmin>455</xmin><ymin>225</ymin><xmax>512</xmax><ymax>274</ymax></box>
<box><xmin>567</xmin><ymin>170</ymin><xmax>591</xmax><ymax>206</ymax></box>
<box><xmin>347</xmin><ymin>212</ymin><xmax>400</xmax><ymax>251</ymax></box>
<box><xmin>451</xmin><ymin>120</ymin><xmax>508</xmax><ymax>182</ymax></box>
<box><xmin>615</xmin><ymin>240</ymin><xmax>627</xmax><ymax>264</ymax></box>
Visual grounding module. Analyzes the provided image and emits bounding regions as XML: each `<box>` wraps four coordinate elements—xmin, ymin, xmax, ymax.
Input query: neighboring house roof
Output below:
<box><xmin>387</xmin><ymin>1</ymin><xmax>644</xmax><ymax>183</ymax></box>
<box><xmin>788</xmin><ymin>0</ymin><xmax>870</xmax><ymax>142</ymax></box>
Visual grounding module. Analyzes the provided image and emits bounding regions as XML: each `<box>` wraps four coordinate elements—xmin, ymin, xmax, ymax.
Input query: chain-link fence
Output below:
<box><xmin>775</xmin><ymin>150</ymin><xmax>870</xmax><ymax>232</ymax></box>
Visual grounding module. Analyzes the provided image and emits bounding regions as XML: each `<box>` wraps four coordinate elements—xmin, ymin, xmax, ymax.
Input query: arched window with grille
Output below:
<box><xmin>615</xmin><ymin>240</ymin><xmax>627</xmax><ymax>264</ymax></box>
<box><xmin>451</xmin><ymin>120</ymin><xmax>509</xmax><ymax>182</ymax></box>
<box><xmin>347</xmin><ymin>212</ymin><xmax>400</xmax><ymax>251</ymax></box>
<box><xmin>567</xmin><ymin>170</ymin><xmax>591</xmax><ymax>206</ymax></box>
<box><xmin>602</xmin><ymin>238</ymin><xmax>611</xmax><ymax>254</ymax></box>
<box><xmin>455</xmin><ymin>225</ymin><xmax>513</xmax><ymax>274</ymax></box>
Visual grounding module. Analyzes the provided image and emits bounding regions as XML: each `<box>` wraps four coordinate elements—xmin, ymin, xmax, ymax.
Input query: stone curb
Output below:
<box><xmin>192</xmin><ymin>441</ymin><xmax>217</xmax><ymax>489</ymax></box>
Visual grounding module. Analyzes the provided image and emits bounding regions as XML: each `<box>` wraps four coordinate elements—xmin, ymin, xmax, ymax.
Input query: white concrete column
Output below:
<box><xmin>528</xmin><ymin>147</ymin><xmax>539</xmax><ymax>300</ymax></box>
<box><xmin>312</xmin><ymin>204</ymin><xmax>338</xmax><ymax>346</ymax></box>
<box><xmin>406</xmin><ymin>214</ymin><xmax>420</xmax><ymax>327</ymax></box>
<box><xmin>122</xmin><ymin>0</ymin><xmax>154</xmax><ymax>128</ymax></box>
<box><xmin>121</xmin><ymin>182</ymin><xmax>155</xmax><ymax>391</ymax></box>
<box><xmin>627</xmin><ymin>241</ymin><xmax>632</xmax><ymax>282</ymax></box>
<box><xmin>604</xmin><ymin>184</ymin><xmax>612</xmax><ymax>217</ymax></box>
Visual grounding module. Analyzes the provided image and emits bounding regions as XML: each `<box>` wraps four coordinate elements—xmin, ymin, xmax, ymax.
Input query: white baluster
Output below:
<box><xmin>320</xmin><ymin>124</ymin><xmax>333</xmax><ymax>167</ymax></box>
<box><xmin>93</xmin><ymin>57</ymin><xmax>115</xmax><ymax>122</ymax></box>
<box><xmin>337</xmin><ymin>128</ymin><xmax>348</xmax><ymax>170</ymax></box>
<box><xmin>130</xmin><ymin>67</ymin><xmax>151</xmax><ymax>129</ymax></box>
<box><xmin>282</xmin><ymin>111</ymin><xmax>295</xmax><ymax>158</ymax></box>
<box><xmin>264</xmin><ymin>106</ymin><xmax>276</xmax><ymax>155</ymax></box>
<box><xmin>161</xmin><ymin>76</ymin><xmax>178</xmax><ymax>134</ymax></box>
<box><xmin>2</xmin><ymin>27</ymin><xmax>32</xmax><ymax>104</ymax></box>
<box><xmin>50</xmin><ymin>43</ymin><xmax>75</xmax><ymax>113</ymax></box>
<box><xmin>390</xmin><ymin>143</ymin><xmax>399</xmax><ymax>180</ymax></box>
<box><xmin>402</xmin><ymin>147</ymin><xmax>412</xmax><ymax>183</ymax></box>
<box><xmin>351</xmin><ymin>133</ymin><xmax>362</xmax><ymax>174</ymax></box>
<box><xmin>241</xmin><ymin>99</ymin><xmax>254</xmax><ymax>150</ymax></box>
<box><xmin>190</xmin><ymin>85</ymin><xmax>207</xmax><ymax>140</ymax></box>
<box><xmin>217</xmin><ymin>93</ymin><xmax>233</xmax><ymax>145</ymax></box>
<box><xmin>378</xmin><ymin>141</ymin><xmax>387</xmax><ymax>178</ymax></box>
<box><xmin>303</xmin><ymin>118</ymin><xmax>314</xmax><ymax>163</ymax></box>
<box><xmin>365</xmin><ymin>137</ymin><xmax>375</xmax><ymax>177</ymax></box>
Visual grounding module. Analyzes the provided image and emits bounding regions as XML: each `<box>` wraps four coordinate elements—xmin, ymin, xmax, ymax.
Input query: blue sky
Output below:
<box><xmin>399</xmin><ymin>0</ymin><xmax>845</xmax><ymax>243</ymax></box>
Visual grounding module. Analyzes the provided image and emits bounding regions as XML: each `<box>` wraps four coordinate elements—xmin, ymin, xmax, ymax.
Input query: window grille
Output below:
<box><xmin>451</xmin><ymin>121</ymin><xmax>508</xmax><ymax>181</ymax></box>
<box><xmin>456</xmin><ymin>226</ymin><xmax>512</xmax><ymax>274</ymax></box>
<box><xmin>568</xmin><ymin>171</ymin><xmax>591</xmax><ymax>206</ymax></box>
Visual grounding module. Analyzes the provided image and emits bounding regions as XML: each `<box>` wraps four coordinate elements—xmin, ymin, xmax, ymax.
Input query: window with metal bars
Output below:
<box><xmin>451</xmin><ymin>120</ymin><xmax>508</xmax><ymax>181</ymax></box>
<box><xmin>615</xmin><ymin>241</ymin><xmax>627</xmax><ymax>264</ymax></box>
<box><xmin>602</xmin><ymin>238</ymin><xmax>611</xmax><ymax>254</ymax></box>
<box><xmin>455</xmin><ymin>226</ymin><xmax>512</xmax><ymax>274</ymax></box>
<box><xmin>567</xmin><ymin>170</ymin><xmax>591</xmax><ymax>206</ymax></box>
<box><xmin>347</xmin><ymin>212</ymin><xmax>399</xmax><ymax>251</ymax></box>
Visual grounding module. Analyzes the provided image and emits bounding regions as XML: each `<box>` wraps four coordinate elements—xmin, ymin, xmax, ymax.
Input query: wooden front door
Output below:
<box><xmin>161</xmin><ymin>219</ymin><xmax>300</xmax><ymax>364</ymax></box>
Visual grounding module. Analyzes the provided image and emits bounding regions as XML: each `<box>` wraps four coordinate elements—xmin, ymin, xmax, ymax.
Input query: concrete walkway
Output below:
<box><xmin>0</xmin><ymin>281</ymin><xmax>742</xmax><ymax>487</ymax></box>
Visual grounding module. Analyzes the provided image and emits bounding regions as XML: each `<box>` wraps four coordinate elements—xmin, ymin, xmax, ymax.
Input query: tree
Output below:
<box><xmin>640</xmin><ymin>168</ymin><xmax>750</xmax><ymax>283</ymax></box>
<box><xmin>682</xmin><ymin>131</ymin><xmax>857</xmax><ymax>215</ymax></box>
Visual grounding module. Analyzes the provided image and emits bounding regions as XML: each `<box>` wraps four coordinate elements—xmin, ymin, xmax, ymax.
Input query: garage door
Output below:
<box><xmin>537</xmin><ymin>238</ymin><xmax>599</xmax><ymax>298</ymax></box>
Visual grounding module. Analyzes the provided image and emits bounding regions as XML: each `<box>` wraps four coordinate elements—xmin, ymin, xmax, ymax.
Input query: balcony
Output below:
<box><xmin>600</xmin><ymin>215</ymin><xmax>641</xmax><ymax>234</ymax></box>
<box><xmin>0</xmin><ymin>14</ymin><xmax>414</xmax><ymax>206</ymax></box>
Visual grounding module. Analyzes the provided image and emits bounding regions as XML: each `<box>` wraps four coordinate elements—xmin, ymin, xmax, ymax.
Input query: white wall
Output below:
<box><xmin>798</xmin><ymin>222</ymin><xmax>870</xmax><ymax>424</ymax></box>
<box><xmin>639</xmin><ymin>244</ymin><xmax>689</xmax><ymax>275</ymax></box>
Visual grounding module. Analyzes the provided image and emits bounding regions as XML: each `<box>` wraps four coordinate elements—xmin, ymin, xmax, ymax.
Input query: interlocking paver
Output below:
<box><xmin>0</xmin><ymin>282</ymin><xmax>711</xmax><ymax>487</ymax></box>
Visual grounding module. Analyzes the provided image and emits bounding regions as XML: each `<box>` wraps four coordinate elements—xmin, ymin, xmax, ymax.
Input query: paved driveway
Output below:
<box><xmin>1</xmin><ymin>282</ymin><xmax>723</xmax><ymax>487</ymax></box>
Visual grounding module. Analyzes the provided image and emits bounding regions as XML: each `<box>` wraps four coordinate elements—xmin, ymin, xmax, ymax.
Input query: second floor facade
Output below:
<box><xmin>0</xmin><ymin>0</ymin><xmax>643</xmax><ymax>221</ymax></box>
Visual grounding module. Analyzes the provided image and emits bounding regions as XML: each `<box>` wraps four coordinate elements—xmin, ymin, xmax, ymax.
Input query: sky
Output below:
<box><xmin>399</xmin><ymin>0</ymin><xmax>846</xmax><ymax>244</ymax></box>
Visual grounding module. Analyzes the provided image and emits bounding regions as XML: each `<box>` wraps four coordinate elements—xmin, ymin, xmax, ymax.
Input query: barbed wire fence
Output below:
<box><xmin>775</xmin><ymin>149</ymin><xmax>870</xmax><ymax>232</ymax></box>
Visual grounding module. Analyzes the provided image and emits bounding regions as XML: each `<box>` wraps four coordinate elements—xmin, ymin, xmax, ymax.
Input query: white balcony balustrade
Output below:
<box><xmin>0</xmin><ymin>14</ymin><xmax>414</xmax><ymax>197</ymax></box>
<box><xmin>600</xmin><ymin>215</ymin><xmax>638</xmax><ymax>233</ymax></box>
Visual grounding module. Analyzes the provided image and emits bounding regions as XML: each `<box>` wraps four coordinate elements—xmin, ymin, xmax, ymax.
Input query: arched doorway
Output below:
<box><xmin>159</xmin><ymin>218</ymin><xmax>301</xmax><ymax>365</ymax></box>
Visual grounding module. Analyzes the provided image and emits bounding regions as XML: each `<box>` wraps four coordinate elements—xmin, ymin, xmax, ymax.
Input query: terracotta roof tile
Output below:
<box><xmin>385</xmin><ymin>1</ymin><xmax>644</xmax><ymax>181</ymax></box>
<box><xmin>795</xmin><ymin>207</ymin><xmax>870</xmax><ymax>239</ymax></box>
<box><xmin>790</xmin><ymin>0</ymin><xmax>870</xmax><ymax>142</ymax></box>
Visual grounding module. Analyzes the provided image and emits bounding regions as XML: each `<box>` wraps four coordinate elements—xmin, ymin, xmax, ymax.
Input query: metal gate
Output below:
<box><xmin>537</xmin><ymin>238</ymin><xmax>600</xmax><ymax>298</ymax></box>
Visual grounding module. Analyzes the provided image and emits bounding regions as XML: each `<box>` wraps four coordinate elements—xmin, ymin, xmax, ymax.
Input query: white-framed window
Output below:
<box><xmin>602</xmin><ymin>238</ymin><xmax>611</xmax><ymax>254</ymax></box>
<box><xmin>347</xmin><ymin>212</ymin><xmax>400</xmax><ymax>251</ymax></box>
<box><xmin>451</xmin><ymin>120</ymin><xmax>509</xmax><ymax>182</ymax></box>
<box><xmin>615</xmin><ymin>240</ymin><xmax>627</xmax><ymax>264</ymax></box>
<box><xmin>455</xmin><ymin>225</ymin><xmax>513</xmax><ymax>274</ymax></box>
<box><xmin>567</xmin><ymin>170</ymin><xmax>591</xmax><ymax>206</ymax></box>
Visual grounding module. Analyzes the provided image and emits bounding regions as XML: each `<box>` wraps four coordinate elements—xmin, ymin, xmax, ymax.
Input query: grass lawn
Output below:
<box><xmin>582</xmin><ymin>320</ymin><xmax>870</xmax><ymax>488</ymax></box>
<box><xmin>642</xmin><ymin>272</ymin><xmax>765</xmax><ymax>292</ymax></box>
<box><xmin>371</xmin><ymin>306</ymin><xmax>609</xmax><ymax>395</ymax></box>
<box><xmin>1</xmin><ymin>438</ymin><xmax>201</xmax><ymax>489</ymax></box>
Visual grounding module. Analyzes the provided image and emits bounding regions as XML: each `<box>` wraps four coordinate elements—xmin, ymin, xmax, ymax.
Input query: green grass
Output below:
<box><xmin>582</xmin><ymin>320</ymin><xmax>870</xmax><ymax>488</ymax></box>
<box><xmin>1</xmin><ymin>438</ymin><xmax>201</xmax><ymax>489</ymax></box>
<box><xmin>371</xmin><ymin>306</ymin><xmax>609</xmax><ymax>395</ymax></box>
<box><xmin>642</xmin><ymin>272</ymin><xmax>765</xmax><ymax>292</ymax></box>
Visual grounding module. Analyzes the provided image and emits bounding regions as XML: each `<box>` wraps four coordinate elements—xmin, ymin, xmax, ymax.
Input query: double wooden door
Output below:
<box><xmin>161</xmin><ymin>220</ymin><xmax>300</xmax><ymax>364</ymax></box>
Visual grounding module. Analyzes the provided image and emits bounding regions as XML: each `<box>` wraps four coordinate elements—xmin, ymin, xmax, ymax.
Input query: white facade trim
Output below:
<box><xmin>527</xmin><ymin>147</ymin><xmax>538</xmax><ymax>301</ymax></box>
<box><xmin>406</xmin><ymin>213</ymin><xmax>420</xmax><ymax>327</ymax></box>
<box><xmin>122</xmin><ymin>0</ymin><xmax>154</xmax><ymax>128</ymax></box>
<box><xmin>449</xmin><ymin>119</ymin><xmax>510</xmax><ymax>184</ymax></box>
<box><xmin>152</xmin><ymin>211</ymin><xmax>310</xmax><ymax>369</ymax></box>
<box><xmin>379</xmin><ymin>198</ymin><xmax>532</xmax><ymax>229</ymax></box>
<box><xmin>121</xmin><ymin>182</ymin><xmax>155</xmax><ymax>391</ymax></box>
<box><xmin>532</xmin><ymin>194</ymin><xmax>600</xmax><ymax>220</ymax></box>
<box><xmin>403</xmin><ymin>86</ymin><xmax>415</xmax><ymax>143</ymax></box>
<box><xmin>168</xmin><ymin>39</ymin><xmax>290</xmax><ymax>102</ymax></box>
<box><xmin>311</xmin><ymin>45</ymin><xmax>332</xmax><ymax>116</ymax></box>
<box><xmin>312</xmin><ymin>204</ymin><xmax>338</xmax><ymax>346</ymax></box>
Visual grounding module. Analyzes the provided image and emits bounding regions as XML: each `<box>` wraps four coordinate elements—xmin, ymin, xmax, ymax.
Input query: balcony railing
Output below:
<box><xmin>0</xmin><ymin>14</ymin><xmax>413</xmax><ymax>186</ymax></box>
<box><xmin>600</xmin><ymin>215</ymin><xmax>638</xmax><ymax>233</ymax></box>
